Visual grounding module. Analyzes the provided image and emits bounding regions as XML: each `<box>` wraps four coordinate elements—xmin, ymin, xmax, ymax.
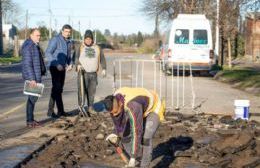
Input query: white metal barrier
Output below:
<box><xmin>113</xmin><ymin>59</ymin><xmax>197</xmax><ymax>113</ymax></box>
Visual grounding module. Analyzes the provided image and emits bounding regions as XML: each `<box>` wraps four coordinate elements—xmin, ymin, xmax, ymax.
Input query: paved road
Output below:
<box><xmin>0</xmin><ymin>53</ymin><xmax>260</xmax><ymax>136</ymax></box>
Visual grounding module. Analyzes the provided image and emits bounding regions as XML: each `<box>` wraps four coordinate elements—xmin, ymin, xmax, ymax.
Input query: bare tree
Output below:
<box><xmin>141</xmin><ymin>0</ymin><xmax>217</xmax><ymax>21</ymax></box>
<box><xmin>0</xmin><ymin>0</ymin><xmax>20</xmax><ymax>56</ymax></box>
<box><xmin>2</xmin><ymin>0</ymin><xmax>20</xmax><ymax>25</ymax></box>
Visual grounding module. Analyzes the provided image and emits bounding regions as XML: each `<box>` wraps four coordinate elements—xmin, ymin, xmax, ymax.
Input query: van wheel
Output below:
<box><xmin>199</xmin><ymin>70</ymin><xmax>210</xmax><ymax>77</ymax></box>
<box><xmin>164</xmin><ymin>67</ymin><xmax>172</xmax><ymax>76</ymax></box>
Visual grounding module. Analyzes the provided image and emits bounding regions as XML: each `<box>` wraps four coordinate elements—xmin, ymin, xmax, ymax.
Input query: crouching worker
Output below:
<box><xmin>90</xmin><ymin>87</ymin><xmax>165</xmax><ymax>168</ymax></box>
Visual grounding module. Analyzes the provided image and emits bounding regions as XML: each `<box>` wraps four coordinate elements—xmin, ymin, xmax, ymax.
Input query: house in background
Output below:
<box><xmin>3</xmin><ymin>24</ymin><xmax>17</xmax><ymax>52</ymax></box>
<box><xmin>244</xmin><ymin>13</ymin><xmax>260</xmax><ymax>61</ymax></box>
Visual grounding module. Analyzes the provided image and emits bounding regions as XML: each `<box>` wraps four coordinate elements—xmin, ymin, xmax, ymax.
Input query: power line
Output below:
<box><xmin>26</xmin><ymin>6</ymin><xmax>132</xmax><ymax>11</ymax></box>
<box><xmin>28</xmin><ymin>13</ymin><xmax>137</xmax><ymax>18</ymax></box>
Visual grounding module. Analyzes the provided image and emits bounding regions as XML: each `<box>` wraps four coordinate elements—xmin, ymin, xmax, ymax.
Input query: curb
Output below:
<box><xmin>0</xmin><ymin>62</ymin><xmax>21</xmax><ymax>66</ymax></box>
<box><xmin>15</xmin><ymin>136</ymin><xmax>56</xmax><ymax>168</ymax></box>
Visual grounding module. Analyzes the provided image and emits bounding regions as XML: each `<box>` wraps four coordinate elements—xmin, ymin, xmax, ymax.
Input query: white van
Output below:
<box><xmin>165</xmin><ymin>14</ymin><xmax>214</xmax><ymax>72</ymax></box>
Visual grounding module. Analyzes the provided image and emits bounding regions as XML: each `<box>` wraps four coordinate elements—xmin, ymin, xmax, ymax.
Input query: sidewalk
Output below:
<box><xmin>0</xmin><ymin>115</ymin><xmax>78</xmax><ymax>167</ymax></box>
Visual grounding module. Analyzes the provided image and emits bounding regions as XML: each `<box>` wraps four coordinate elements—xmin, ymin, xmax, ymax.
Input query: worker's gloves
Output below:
<box><xmin>102</xmin><ymin>69</ymin><xmax>106</xmax><ymax>77</ymax></box>
<box><xmin>125</xmin><ymin>158</ymin><xmax>136</xmax><ymax>168</ymax></box>
<box><xmin>66</xmin><ymin>64</ymin><xmax>73</xmax><ymax>72</ymax></box>
<box><xmin>106</xmin><ymin>133</ymin><xmax>120</xmax><ymax>146</ymax></box>
<box><xmin>76</xmin><ymin>65</ymin><xmax>83</xmax><ymax>72</ymax></box>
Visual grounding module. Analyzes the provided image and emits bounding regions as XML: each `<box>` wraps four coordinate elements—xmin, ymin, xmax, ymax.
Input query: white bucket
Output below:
<box><xmin>234</xmin><ymin>100</ymin><xmax>250</xmax><ymax>120</ymax></box>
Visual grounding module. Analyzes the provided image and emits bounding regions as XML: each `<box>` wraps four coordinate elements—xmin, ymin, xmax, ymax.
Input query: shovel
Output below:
<box><xmin>106</xmin><ymin>134</ymin><xmax>129</xmax><ymax>164</ymax></box>
<box><xmin>78</xmin><ymin>68</ymin><xmax>90</xmax><ymax>117</ymax></box>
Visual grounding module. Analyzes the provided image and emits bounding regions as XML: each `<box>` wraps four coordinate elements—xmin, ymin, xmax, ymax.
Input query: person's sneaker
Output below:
<box><xmin>48</xmin><ymin>109</ymin><xmax>60</xmax><ymax>119</ymax></box>
<box><xmin>58</xmin><ymin>112</ymin><xmax>69</xmax><ymax>117</ymax></box>
<box><xmin>32</xmin><ymin>120</ymin><xmax>42</xmax><ymax>128</ymax></box>
<box><xmin>26</xmin><ymin>122</ymin><xmax>34</xmax><ymax>128</ymax></box>
<box><xmin>47</xmin><ymin>109</ymin><xmax>55</xmax><ymax>116</ymax></box>
<box><xmin>51</xmin><ymin>113</ymin><xmax>59</xmax><ymax>119</ymax></box>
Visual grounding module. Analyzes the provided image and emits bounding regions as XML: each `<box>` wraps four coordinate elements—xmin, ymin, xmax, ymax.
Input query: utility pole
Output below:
<box><xmin>54</xmin><ymin>19</ymin><xmax>57</xmax><ymax>34</ymax></box>
<box><xmin>25</xmin><ymin>10</ymin><xmax>28</xmax><ymax>39</ymax></box>
<box><xmin>68</xmin><ymin>16</ymin><xmax>71</xmax><ymax>26</ymax></box>
<box><xmin>154</xmin><ymin>13</ymin><xmax>159</xmax><ymax>39</ymax></box>
<box><xmin>48</xmin><ymin>0</ymin><xmax>52</xmax><ymax>39</ymax></box>
<box><xmin>78</xmin><ymin>20</ymin><xmax>81</xmax><ymax>40</ymax></box>
<box><xmin>71</xmin><ymin>20</ymin><xmax>74</xmax><ymax>39</ymax></box>
<box><xmin>215</xmin><ymin>0</ymin><xmax>220</xmax><ymax>64</ymax></box>
<box><xmin>0</xmin><ymin>0</ymin><xmax>3</xmax><ymax>55</ymax></box>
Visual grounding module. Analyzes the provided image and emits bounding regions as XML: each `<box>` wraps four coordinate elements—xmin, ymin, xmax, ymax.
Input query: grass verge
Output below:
<box><xmin>0</xmin><ymin>56</ymin><xmax>22</xmax><ymax>64</ymax></box>
<box><xmin>215</xmin><ymin>67</ymin><xmax>260</xmax><ymax>96</ymax></box>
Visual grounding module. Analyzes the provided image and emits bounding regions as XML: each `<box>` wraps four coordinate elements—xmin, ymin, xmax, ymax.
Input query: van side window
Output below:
<box><xmin>175</xmin><ymin>29</ymin><xmax>189</xmax><ymax>44</ymax></box>
<box><xmin>193</xmin><ymin>30</ymin><xmax>208</xmax><ymax>44</ymax></box>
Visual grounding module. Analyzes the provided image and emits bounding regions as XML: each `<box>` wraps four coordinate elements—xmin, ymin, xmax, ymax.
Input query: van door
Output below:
<box><xmin>172</xmin><ymin>29</ymin><xmax>191</xmax><ymax>61</ymax></box>
<box><xmin>191</xmin><ymin>29</ymin><xmax>210</xmax><ymax>63</ymax></box>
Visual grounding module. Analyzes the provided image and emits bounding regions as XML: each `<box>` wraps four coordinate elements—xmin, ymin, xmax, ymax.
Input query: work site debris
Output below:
<box><xmin>23</xmin><ymin>112</ymin><xmax>260</xmax><ymax>168</ymax></box>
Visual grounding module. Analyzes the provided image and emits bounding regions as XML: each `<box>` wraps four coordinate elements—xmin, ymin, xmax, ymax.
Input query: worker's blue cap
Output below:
<box><xmin>92</xmin><ymin>101</ymin><xmax>107</xmax><ymax>113</ymax></box>
<box><xmin>92</xmin><ymin>95</ymin><xmax>114</xmax><ymax>113</ymax></box>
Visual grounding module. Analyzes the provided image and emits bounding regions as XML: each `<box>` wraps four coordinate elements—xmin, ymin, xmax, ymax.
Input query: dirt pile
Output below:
<box><xmin>153</xmin><ymin>113</ymin><xmax>260</xmax><ymax>168</ymax></box>
<box><xmin>24</xmin><ymin>114</ymin><xmax>119</xmax><ymax>168</ymax></box>
<box><xmin>23</xmin><ymin>113</ymin><xmax>260</xmax><ymax>168</ymax></box>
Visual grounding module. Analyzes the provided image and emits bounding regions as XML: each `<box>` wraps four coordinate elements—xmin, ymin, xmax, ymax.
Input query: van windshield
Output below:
<box><xmin>175</xmin><ymin>29</ymin><xmax>189</xmax><ymax>44</ymax></box>
<box><xmin>193</xmin><ymin>30</ymin><xmax>208</xmax><ymax>44</ymax></box>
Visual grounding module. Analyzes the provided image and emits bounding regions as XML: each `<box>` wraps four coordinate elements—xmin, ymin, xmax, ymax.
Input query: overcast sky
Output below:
<box><xmin>13</xmin><ymin>0</ymin><xmax>156</xmax><ymax>35</ymax></box>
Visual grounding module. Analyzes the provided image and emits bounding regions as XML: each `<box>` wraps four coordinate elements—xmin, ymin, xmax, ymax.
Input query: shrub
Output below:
<box><xmin>138</xmin><ymin>38</ymin><xmax>159</xmax><ymax>54</ymax></box>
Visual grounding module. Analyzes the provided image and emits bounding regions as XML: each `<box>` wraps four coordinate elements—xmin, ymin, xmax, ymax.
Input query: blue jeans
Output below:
<box><xmin>26</xmin><ymin>95</ymin><xmax>38</xmax><ymax>123</ymax></box>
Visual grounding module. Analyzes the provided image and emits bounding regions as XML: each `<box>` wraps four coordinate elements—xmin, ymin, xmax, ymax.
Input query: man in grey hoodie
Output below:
<box><xmin>74</xmin><ymin>30</ymin><xmax>106</xmax><ymax>114</ymax></box>
<box><xmin>45</xmin><ymin>24</ymin><xmax>73</xmax><ymax>118</ymax></box>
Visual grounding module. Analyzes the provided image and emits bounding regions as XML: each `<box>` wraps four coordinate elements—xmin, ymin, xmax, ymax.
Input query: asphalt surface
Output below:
<box><xmin>0</xmin><ymin>53</ymin><xmax>260</xmax><ymax>137</ymax></box>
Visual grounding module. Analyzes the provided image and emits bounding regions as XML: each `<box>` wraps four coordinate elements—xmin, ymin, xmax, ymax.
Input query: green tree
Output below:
<box><xmin>118</xmin><ymin>34</ymin><xmax>126</xmax><ymax>44</ymax></box>
<box><xmin>38</xmin><ymin>26</ymin><xmax>49</xmax><ymax>41</ymax></box>
<box><xmin>72</xmin><ymin>29</ymin><xmax>82</xmax><ymax>40</ymax></box>
<box><xmin>104</xmin><ymin>29</ymin><xmax>111</xmax><ymax>37</ymax></box>
<box><xmin>113</xmin><ymin>33</ymin><xmax>118</xmax><ymax>42</ymax></box>
<box><xmin>125</xmin><ymin>34</ymin><xmax>136</xmax><ymax>46</ymax></box>
<box><xmin>93</xmin><ymin>29</ymin><xmax>107</xmax><ymax>43</ymax></box>
<box><xmin>137</xmin><ymin>31</ymin><xmax>144</xmax><ymax>47</ymax></box>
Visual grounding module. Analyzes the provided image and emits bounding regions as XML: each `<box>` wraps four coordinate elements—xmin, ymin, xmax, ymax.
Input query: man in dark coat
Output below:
<box><xmin>21</xmin><ymin>28</ymin><xmax>46</xmax><ymax>127</ymax></box>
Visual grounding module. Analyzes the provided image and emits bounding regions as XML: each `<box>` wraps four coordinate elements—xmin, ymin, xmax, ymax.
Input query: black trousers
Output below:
<box><xmin>49</xmin><ymin>66</ymin><xmax>66</xmax><ymax>114</ymax></box>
